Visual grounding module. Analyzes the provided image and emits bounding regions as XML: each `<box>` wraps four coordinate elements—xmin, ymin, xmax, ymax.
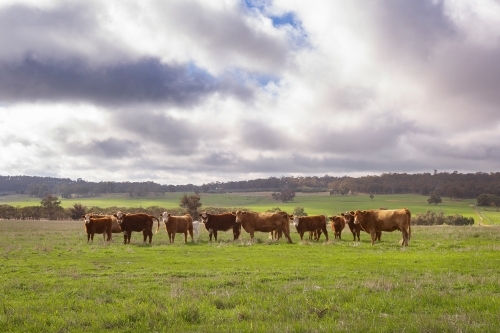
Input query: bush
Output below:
<box><xmin>412</xmin><ymin>211</ymin><xmax>474</xmax><ymax>226</ymax></box>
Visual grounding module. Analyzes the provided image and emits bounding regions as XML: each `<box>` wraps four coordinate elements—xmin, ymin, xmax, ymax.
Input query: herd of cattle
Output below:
<box><xmin>81</xmin><ymin>208</ymin><xmax>412</xmax><ymax>247</ymax></box>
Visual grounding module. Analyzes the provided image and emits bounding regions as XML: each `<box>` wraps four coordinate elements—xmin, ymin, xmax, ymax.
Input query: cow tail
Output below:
<box><xmin>151</xmin><ymin>215</ymin><xmax>160</xmax><ymax>234</ymax></box>
<box><xmin>405</xmin><ymin>208</ymin><xmax>412</xmax><ymax>241</ymax></box>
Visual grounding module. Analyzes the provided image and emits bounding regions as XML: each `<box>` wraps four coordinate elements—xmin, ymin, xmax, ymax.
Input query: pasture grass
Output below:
<box><xmin>1</xmin><ymin>220</ymin><xmax>500</xmax><ymax>332</ymax></box>
<box><xmin>0</xmin><ymin>193</ymin><xmax>487</xmax><ymax>223</ymax></box>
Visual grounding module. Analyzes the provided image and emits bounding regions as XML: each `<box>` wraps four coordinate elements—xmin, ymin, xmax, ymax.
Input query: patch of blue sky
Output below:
<box><xmin>270</xmin><ymin>12</ymin><xmax>296</xmax><ymax>28</ymax></box>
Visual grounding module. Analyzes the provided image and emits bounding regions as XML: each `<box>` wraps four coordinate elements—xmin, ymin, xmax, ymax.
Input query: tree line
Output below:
<box><xmin>1</xmin><ymin>171</ymin><xmax>500</xmax><ymax>200</ymax></box>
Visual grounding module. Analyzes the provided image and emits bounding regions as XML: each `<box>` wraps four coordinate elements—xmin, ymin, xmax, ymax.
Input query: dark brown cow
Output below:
<box><xmin>199</xmin><ymin>212</ymin><xmax>240</xmax><ymax>241</ymax></box>
<box><xmin>113</xmin><ymin>211</ymin><xmax>160</xmax><ymax>244</ymax></box>
<box><xmin>233</xmin><ymin>210</ymin><xmax>293</xmax><ymax>243</ymax></box>
<box><xmin>82</xmin><ymin>214</ymin><xmax>112</xmax><ymax>242</ymax></box>
<box><xmin>160</xmin><ymin>212</ymin><xmax>194</xmax><ymax>243</ymax></box>
<box><xmin>329</xmin><ymin>216</ymin><xmax>345</xmax><ymax>240</ymax></box>
<box><xmin>290</xmin><ymin>215</ymin><xmax>329</xmax><ymax>241</ymax></box>
<box><xmin>341</xmin><ymin>211</ymin><xmax>381</xmax><ymax>242</ymax></box>
<box><xmin>352</xmin><ymin>208</ymin><xmax>411</xmax><ymax>246</ymax></box>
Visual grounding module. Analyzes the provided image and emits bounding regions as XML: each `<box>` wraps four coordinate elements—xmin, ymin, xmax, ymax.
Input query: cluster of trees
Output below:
<box><xmin>477</xmin><ymin>194</ymin><xmax>500</xmax><ymax>209</ymax></box>
<box><xmin>271</xmin><ymin>189</ymin><xmax>296</xmax><ymax>202</ymax></box>
<box><xmin>3</xmin><ymin>171</ymin><xmax>500</xmax><ymax>200</ymax></box>
<box><xmin>412</xmin><ymin>211</ymin><xmax>474</xmax><ymax>226</ymax></box>
<box><xmin>0</xmin><ymin>194</ymin><xmax>203</xmax><ymax>221</ymax></box>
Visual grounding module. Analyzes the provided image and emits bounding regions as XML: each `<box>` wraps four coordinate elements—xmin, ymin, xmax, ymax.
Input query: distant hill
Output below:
<box><xmin>1</xmin><ymin>171</ymin><xmax>499</xmax><ymax>199</ymax></box>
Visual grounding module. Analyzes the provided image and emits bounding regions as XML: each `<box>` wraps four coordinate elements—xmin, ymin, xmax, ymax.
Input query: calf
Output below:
<box><xmin>199</xmin><ymin>212</ymin><xmax>240</xmax><ymax>241</ymax></box>
<box><xmin>329</xmin><ymin>215</ymin><xmax>345</xmax><ymax>240</ymax></box>
<box><xmin>352</xmin><ymin>208</ymin><xmax>411</xmax><ymax>246</ymax></box>
<box><xmin>290</xmin><ymin>215</ymin><xmax>329</xmax><ymax>241</ymax></box>
<box><xmin>113</xmin><ymin>211</ymin><xmax>160</xmax><ymax>244</ymax></box>
<box><xmin>233</xmin><ymin>210</ymin><xmax>292</xmax><ymax>243</ymax></box>
<box><xmin>160</xmin><ymin>212</ymin><xmax>194</xmax><ymax>243</ymax></box>
<box><xmin>82</xmin><ymin>214</ymin><xmax>112</xmax><ymax>242</ymax></box>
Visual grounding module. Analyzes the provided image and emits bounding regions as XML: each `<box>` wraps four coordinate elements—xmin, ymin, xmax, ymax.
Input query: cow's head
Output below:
<box><xmin>341</xmin><ymin>212</ymin><xmax>354</xmax><ymax>224</ymax></box>
<box><xmin>113</xmin><ymin>211</ymin><xmax>125</xmax><ymax>224</ymax></box>
<box><xmin>159</xmin><ymin>212</ymin><xmax>171</xmax><ymax>224</ymax></box>
<box><xmin>232</xmin><ymin>210</ymin><xmax>246</xmax><ymax>223</ymax></box>
<box><xmin>353</xmin><ymin>210</ymin><xmax>367</xmax><ymax>225</ymax></box>
<box><xmin>289</xmin><ymin>214</ymin><xmax>300</xmax><ymax>227</ymax></box>
<box><xmin>82</xmin><ymin>214</ymin><xmax>92</xmax><ymax>224</ymax></box>
<box><xmin>199</xmin><ymin>212</ymin><xmax>209</xmax><ymax>223</ymax></box>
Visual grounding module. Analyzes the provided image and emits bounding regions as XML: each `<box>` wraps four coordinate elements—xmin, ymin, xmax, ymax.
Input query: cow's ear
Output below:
<box><xmin>112</xmin><ymin>214</ymin><xmax>117</xmax><ymax>217</ymax></box>
<box><xmin>361</xmin><ymin>211</ymin><xmax>367</xmax><ymax>215</ymax></box>
<box><xmin>168</xmin><ymin>214</ymin><xmax>172</xmax><ymax>217</ymax></box>
<box><xmin>341</xmin><ymin>213</ymin><xmax>345</xmax><ymax>216</ymax></box>
<box><xmin>81</xmin><ymin>215</ymin><xmax>85</xmax><ymax>218</ymax></box>
<box><xmin>349</xmin><ymin>211</ymin><xmax>355</xmax><ymax>215</ymax></box>
<box><xmin>242</xmin><ymin>211</ymin><xmax>247</xmax><ymax>215</ymax></box>
<box><xmin>198</xmin><ymin>213</ymin><xmax>202</xmax><ymax>217</ymax></box>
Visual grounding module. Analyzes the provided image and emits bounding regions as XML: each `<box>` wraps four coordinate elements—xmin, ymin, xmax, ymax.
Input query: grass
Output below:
<box><xmin>1</xmin><ymin>219</ymin><xmax>500</xmax><ymax>332</ymax></box>
<box><xmin>0</xmin><ymin>193</ymin><xmax>484</xmax><ymax>221</ymax></box>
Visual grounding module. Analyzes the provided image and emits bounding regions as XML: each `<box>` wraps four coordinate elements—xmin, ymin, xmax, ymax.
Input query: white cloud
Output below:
<box><xmin>1</xmin><ymin>0</ymin><xmax>499</xmax><ymax>185</ymax></box>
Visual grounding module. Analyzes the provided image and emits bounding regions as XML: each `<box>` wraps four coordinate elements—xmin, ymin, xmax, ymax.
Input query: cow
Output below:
<box><xmin>290</xmin><ymin>215</ymin><xmax>329</xmax><ymax>241</ymax></box>
<box><xmin>352</xmin><ymin>208</ymin><xmax>411</xmax><ymax>246</ymax></box>
<box><xmin>82</xmin><ymin>214</ymin><xmax>112</xmax><ymax>242</ymax></box>
<box><xmin>192</xmin><ymin>221</ymin><xmax>201</xmax><ymax>240</ymax></box>
<box><xmin>199</xmin><ymin>212</ymin><xmax>240</xmax><ymax>241</ymax></box>
<box><xmin>233</xmin><ymin>210</ymin><xmax>293</xmax><ymax>243</ymax></box>
<box><xmin>88</xmin><ymin>213</ymin><xmax>121</xmax><ymax>237</ymax></box>
<box><xmin>341</xmin><ymin>211</ymin><xmax>381</xmax><ymax>242</ymax></box>
<box><xmin>113</xmin><ymin>211</ymin><xmax>160</xmax><ymax>244</ymax></box>
<box><xmin>329</xmin><ymin>215</ymin><xmax>345</xmax><ymax>240</ymax></box>
<box><xmin>159</xmin><ymin>212</ymin><xmax>194</xmax><ymax>243</ymax></box>
<box><xmin>268</xmin><ymin>230</ymin><xmax>282</xmax><ymax>240</ymax></box>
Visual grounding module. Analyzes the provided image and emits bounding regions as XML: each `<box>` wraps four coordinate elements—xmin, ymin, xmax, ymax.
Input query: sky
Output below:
<box><xmin>1</xmin><ymin>0</ymin><xmax>500</xmax><ymax>185</ymax></box>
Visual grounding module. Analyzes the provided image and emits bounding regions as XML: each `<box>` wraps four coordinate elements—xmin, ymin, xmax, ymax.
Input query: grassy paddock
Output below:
<box><xmin>0</xmin><ymin>193</ymin><xmax>486</xmax><ymax>221</ymax></box>
<box><xmin>1</xmin><ymin>220</ymin><xmax>500</xmax><ymax>332</ymax></box>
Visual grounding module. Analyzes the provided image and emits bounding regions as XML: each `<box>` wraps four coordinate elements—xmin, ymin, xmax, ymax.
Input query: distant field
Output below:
<box><xmin>1</xmin><ymin>219</ymin><xmax>500</xmax><ymax>332</ymax></box>
<box><xmin>2</xmin><ymin>192</ymin><xmax>495</xmax><ymax>223</ymax></box>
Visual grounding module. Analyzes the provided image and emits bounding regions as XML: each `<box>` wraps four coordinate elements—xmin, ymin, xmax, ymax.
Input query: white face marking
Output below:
<box><xmin>83</xmin><ymin>214</ymin><xmax>92</xmax><ymax>224</ymax></box>
<box><xmin>293</xmin><ymin>216</ymin><xmax>299</xmax><ymax>227</ymax></box>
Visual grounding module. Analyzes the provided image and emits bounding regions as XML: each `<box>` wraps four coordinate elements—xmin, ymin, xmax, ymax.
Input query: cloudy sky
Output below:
<box><xmin>1</xmin><ymin>0</ymin><xmax>499</xmax><ymax>185</ymax></box>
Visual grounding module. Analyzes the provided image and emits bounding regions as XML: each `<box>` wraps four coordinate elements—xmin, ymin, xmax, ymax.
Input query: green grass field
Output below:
<box><xmin>1</xmin><ymin>219</ymin><xmax>500</xmax><ymax>332</ymax></box>
<box><xmin>0</xmin><ymin>192</ymin><xmax>488</xmax><ymax>222</ymax></box>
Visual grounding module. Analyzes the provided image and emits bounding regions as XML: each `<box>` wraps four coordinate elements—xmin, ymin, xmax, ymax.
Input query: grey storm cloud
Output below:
<box><xmin>0</xmin><ymin>55</ymin><xmax>254</xmax><ymax>107</ymax></box>
<box><xmin>375</xmin><ymin>0</ymin><xmax>456</xmax><ymax>58</ymax></box>
<box><xmin>113</xmin><ymin>112</ymin><xmax>201</xmax><ymax>155</ymax></box>
<box><xmin>63</xmin><ymin>138</ymin><xmax>139</xmax><ymax>159</ymax></box>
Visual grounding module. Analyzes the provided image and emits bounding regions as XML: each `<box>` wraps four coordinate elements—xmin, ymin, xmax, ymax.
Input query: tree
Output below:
<box><xmin>41</xmin><ymin>195</ymin><xmax>62</xmax><ymax>220</ymax></box>
<box><xmin>369</xmin><ymin>194</ymin><xmax>374</xmax><ymax>200</ymax></box>
<box><xmin>271</xmin><ymin>189</ymin><xmax>296</xmax><ymax>203</ymax></box>
<box><xmin>69</xmin><ymin>203</ymin><xmax>87</xmax><ymax>220</ymax></box>
<box><xmin>292</xmin><ymin>207</ymin><xmax>307</xmax><ymax>217</ymax></box>
<box><xmin>427</xmin><ymin>192</ymin><xmax>442</xmax><ymax>205</ymax></box>
<box><xmin>179</xmin><ymin>194</ymin><xmax>202</xmax><ymax>219</ymax></box>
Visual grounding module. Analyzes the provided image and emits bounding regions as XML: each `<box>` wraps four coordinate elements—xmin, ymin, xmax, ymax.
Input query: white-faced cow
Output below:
<box><xmin>159</xmin><ymin>212</ymin><xmax>194</xmax><ymax>243</ymax></box>
<box><xmin>232</xmin><ymin>210</ymin><xmax>293</xmax><ymax>243</ymax></box>
<box><xmin>82</xmin><ymin>214</ymin><xmax>112</xmax><ymax>242</ymax></box>
<box><xmin>290</xmin><ymin>215</ymin><xmax>329</xmax><ymax>241</ymax></box>
<box><xmin>352</xmin><ymin>208</ymin><xmax>411</xmax><ymax>246</ymax></box>
<box><xmin>329</xmin><ymin>215</ymin><xmax>345</xmax><ymax>240</ymax></box>
<box><xmin>199</xmin><ymin>212</ymin><xmax>240</xmax><ymax>241</ymax></box>
<box><xmin>113</xmin><ymin>211</ymin><xmax>160</xmax><ymax>244</ymax></box>
<box><xmin>341</xmin><ymin>211</ymin><xmax>381</xmax><ymax>242</ymax></box>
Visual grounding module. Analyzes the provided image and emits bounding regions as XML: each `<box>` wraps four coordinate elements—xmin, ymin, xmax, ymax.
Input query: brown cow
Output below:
<box><xmin>82</xmin><ymin>214</ymin><xmax>112</xmax><ymax>242</ymax></box>
<box><xmin>341</xmin><ymin>211</ymin><xmax>381</xmax><ymax>242</ymax></box>
<box><xmin>113</xmin><ymin>211</ymin><xmax>160</xmax><ymax>244</ymax></box>
<box><xmin>329</xmin><ymin>216</ymin><xmax>345</xmax><ymax>240</ymax></box>
<box><xmin>352</xmin><ymin>208</ymin><xmax>411</xmax><ymax>246</ymax></box>
<box><xmin>290</xmin><ymin>215</ymin><xmax>329</xmax><ymax>241</ymax></box>
<box><xmin>160</xmin><ymin>212</ymin><xmax>194</xmax><ymax>243</ymax></box>
<box><xmin>233</xmin><ymin>210</ymin><xmax>293</xmax><ymax>243</ymax></box>
<box><xmin>199</xmin><ymin>212</ymin><xmax>240</xmax><ymax>241</ymax></box>
<box><xmin>89</xmin><ymin>213</ymin><xmax>121</xmax><ymax>236</ymax></box>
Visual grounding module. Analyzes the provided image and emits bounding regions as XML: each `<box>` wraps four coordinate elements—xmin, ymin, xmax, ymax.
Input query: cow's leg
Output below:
<box><xmin>87</xmin><ymin>234</ymin><xmax>90</xmax><ymax>242</ymax></box>
<box><xmin>189</xmin><ymin>230</ymin><xmax>193</xmax><ymax>242</ymax></box>
<box><xmin>91</xmin><ymin>233</ymin><xmax>94</xmax><ymax>242</ymax></box>
<box><xmin>123</xmin><ymin>232</ymin><xmax>127</xmax><ymax>244</ymax></box>
<box><xmin>208</xmin><ymin>230</ymin><xmax>213</xmax><ymax>242</ymax></box>
<box><xmin>369</xmin><ymin>231</ymin><xmax>377</xmax><ymax>245</ymax></box>
<box><xmin>299</xmin><ymin>231</ymin><xmax>304</xmax><ymax>241</ymax></box>
<box><xmin>249</xmin><ymin>231</ymin><xmax>255</xmax><ymax>243</ymax></box>
<box><xmin>401</xmin><ymin>229</ymin><xmax>409</xmax><ymax>246</ymax></box>
<box><xmin>171</xmin><ymin>233</ymin><xmax>176</xmax><ymax>243</ymax></box>
<box><xmin>184</xmin><ymin>231</ymin><xmax>188</xmax><ymax>243</ymax></box>
<box><xmin>322</xmin><ymin>227</ymin><xmax>328</xmax><ymax>241</ymax></box>
<box><xmin>213</xmin><ymin>230</ymin><xmax>218</xmax><ymax>241</ymax></box>
<box><xmin>147</xmin><ymin>230</ymin><xmax>153</xmax><ymax>244</ymax></box>
<box><xmin>283</xmin><ymin>230</ymin><xmax>293</xmax><ymax>244</ymax></box>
